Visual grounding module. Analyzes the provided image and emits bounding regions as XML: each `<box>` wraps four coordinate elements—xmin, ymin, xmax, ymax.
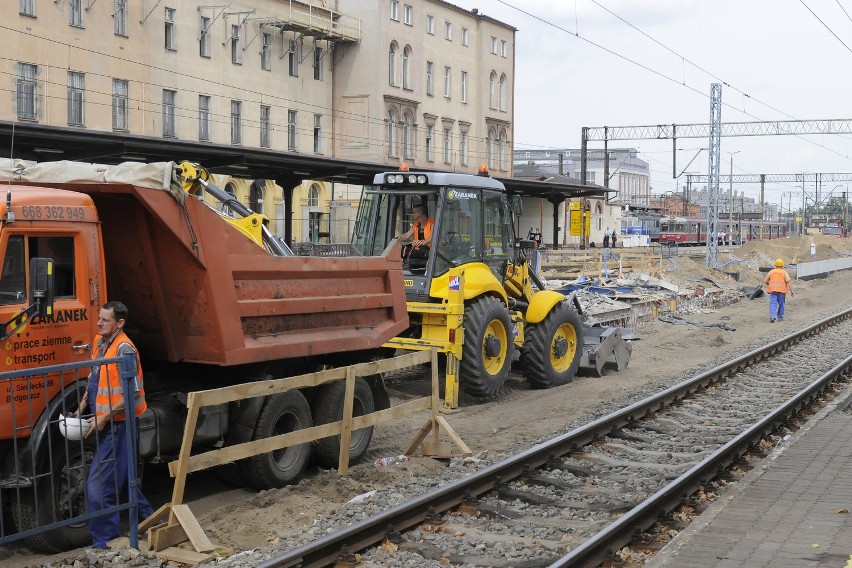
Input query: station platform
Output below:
<box><xmin>647</xmin><ymin>384</ymin><xmax>852</xmax><ymax>568</ymax></box>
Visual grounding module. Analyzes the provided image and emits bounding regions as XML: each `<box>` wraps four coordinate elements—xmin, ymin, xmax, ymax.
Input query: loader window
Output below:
<box><xmin>0</xmin><ymin>235</ymin><xmax>26</xmax><ymax>305</ymax></box>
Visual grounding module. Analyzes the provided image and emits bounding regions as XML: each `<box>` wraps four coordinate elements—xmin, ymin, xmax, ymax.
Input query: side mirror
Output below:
<box><xmin>510</xmin><ymin>195</ymin><xmax>523</xmax><ymax>216</ymax></box>
<box><xmin>29</xmin><ymin>257</ymin><xmax>55</xmax><ymax>318</ymax></box>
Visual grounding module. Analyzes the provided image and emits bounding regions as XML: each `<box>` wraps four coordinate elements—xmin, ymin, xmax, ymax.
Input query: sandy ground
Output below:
<box><xmin>5</xmin><ymin>234</ymin><xmax>852</xmax><ymax>567</ymax></box>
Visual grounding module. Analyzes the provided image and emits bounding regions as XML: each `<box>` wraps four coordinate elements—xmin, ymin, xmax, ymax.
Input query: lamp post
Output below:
<box><xmin>726</xmin><ymin>150</ymin><xmax>740</xmax><ymax>245</ymax></box>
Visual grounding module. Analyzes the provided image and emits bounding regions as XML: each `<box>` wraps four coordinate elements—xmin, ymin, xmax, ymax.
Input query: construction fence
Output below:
<box><xmin>537</xmin><ymin>248</ymin><xmax>663</xmax><ymax>280</ymax></box>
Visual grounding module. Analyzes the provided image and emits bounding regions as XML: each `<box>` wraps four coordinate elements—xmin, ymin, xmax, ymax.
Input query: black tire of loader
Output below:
<box><xmin>523</xmin><ymin>302</ymin><xmax>584</xmax><ymax>389</ymax></box>
<box><xmin>241</xmin><ymin>391</ymin><xmax>313</xmax><ymax>490</ymax></box>
<box><xmin>312</xmin><ymin>378</ymin><xmax>375</xmax><ymax>468</ymax></box>
<box><xmin>15</xmin><ymin>439</ymin><xmax>95</xmax><ymax>553</ymax></box>
<box><xmin>460</xmin><ymin>296</ymin><xmax>514</xmax><ymax>398</ymax></box>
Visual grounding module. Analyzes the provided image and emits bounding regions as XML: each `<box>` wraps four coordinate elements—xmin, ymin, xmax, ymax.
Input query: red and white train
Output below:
<box><xmin>659</xmin><ymin>216</ymin><xmax>787</xmax><ymax>245</ymax></box>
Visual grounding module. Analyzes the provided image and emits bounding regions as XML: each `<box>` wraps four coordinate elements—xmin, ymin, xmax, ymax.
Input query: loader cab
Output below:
<box><xmin>352</xmin><ymin>169</ymin><xmax>515</xmax><ymax>302</ymax></box>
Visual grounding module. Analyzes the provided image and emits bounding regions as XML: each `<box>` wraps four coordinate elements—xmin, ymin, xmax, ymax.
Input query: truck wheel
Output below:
<box><xmin>312</xmin><ymin>378</ymin><xmax>375</xmax><ymax>468</ymax></box>
<box><xmin>523</xmin><ymin>302</ymin><xmax>583</xmax><ymax>388</ymax></box>
<box><xmin>15</xmin><ymin>440</ymin><xmax>94</xmax><ymax>552</ymax></box>
<box><xmin>242</xmin><ymin>391</ymin><xmax>313</xmax><ymax>490</ymax></box>
<box><xmin>460</xmin><ymin>296</ymin><xmax>514</xmax><ymax>398</ymax></box>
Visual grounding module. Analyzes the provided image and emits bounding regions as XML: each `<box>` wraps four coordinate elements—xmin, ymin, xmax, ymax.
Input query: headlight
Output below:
<box><xmin>407</xmin><ymin>174</ymin><xmax>417</xmax><ymax>183</ymax></box>
<box><xmin>417</xmin><ymin>175</ymin><xmax>427</xmax><ymax>184</ymax></box>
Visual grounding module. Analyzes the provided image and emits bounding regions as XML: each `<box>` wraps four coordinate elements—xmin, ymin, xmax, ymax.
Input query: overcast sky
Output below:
<box><xmin>451</xmin><ymin>0</ymin><xmax>852</xmax><ymax>208</ymax></box>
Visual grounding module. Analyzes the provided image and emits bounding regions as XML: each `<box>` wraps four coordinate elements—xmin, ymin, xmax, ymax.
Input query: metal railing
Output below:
<box><xmin>0</xmin><ymin>354</ymin><xmax>143</xmax><ymax>550</ymax></box>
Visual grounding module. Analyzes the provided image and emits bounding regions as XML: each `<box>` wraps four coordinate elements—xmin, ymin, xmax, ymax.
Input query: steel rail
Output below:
<box><xmin>258</xmin><ymin>307</ymin><xmax>852</xmax><ymax>568</ymax></box>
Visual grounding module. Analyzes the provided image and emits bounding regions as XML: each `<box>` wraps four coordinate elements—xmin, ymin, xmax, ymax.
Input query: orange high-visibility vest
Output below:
<box><xmin>414</xmin><ymin>218</ymin><xmax>434</xmax><ymax>242</ymax></box>
<box><xmin>764</xmin><ymin>268</ymin><xmax>790</xmax><ymax>294</ymax></box>
<box><xmin>93</xmin><ymin>331</ymin><xmax>147</xmax><ymax>420</ymax></box>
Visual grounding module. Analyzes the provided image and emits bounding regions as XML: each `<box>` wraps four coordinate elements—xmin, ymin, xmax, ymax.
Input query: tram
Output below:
<box><xmin>659</xmin><ymin>216</ymin><xmax>787</xmax><ymax>245</ymax></box>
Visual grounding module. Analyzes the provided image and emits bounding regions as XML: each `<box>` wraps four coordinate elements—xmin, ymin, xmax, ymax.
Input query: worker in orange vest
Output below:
<box><xmin>763</xmin><ymin>258</ymin><xmax>794</xmax><ymax>323</ymax></box>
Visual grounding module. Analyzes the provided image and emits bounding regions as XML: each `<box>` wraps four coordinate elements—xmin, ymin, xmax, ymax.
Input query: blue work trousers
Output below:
<box><xmin>769</xmin><ymin>291</ymin><xmax>787</xmax><ymax>320</ymax></box>
<box><xmin>86</xmin><ymin>420</ymin><xmax>153</xmax><ymax>548</ymax></box>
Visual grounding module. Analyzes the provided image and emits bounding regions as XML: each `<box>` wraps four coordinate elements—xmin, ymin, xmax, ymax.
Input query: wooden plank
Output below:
<box><xmin>404</xmin><ymin>419</ymin><xmax>435</xmax><ymax>456</ymax></box>
<box><xmin>155</xmin><ymin>546</ymin><xmax>216</xmax><ymax>565</ymax></box>
<box><xmin>170</xmin><ymin>394</ymin><xmax>200</xmax><ymax>511</ymax></box>
<box><xmin>139</xmin><ymin>503</ymin><xmax>170</xmax><ymax>532</ymax></box>
<box><xmin>168</xmin><ymin>397</ymin><xmax>434</xmax><ymax>477</ymax></box>
<box><xmin>337</xmin><ymin>367</ymin><xmax>355</xmax><ymax>476</ymax></box>
<box><xmin>171</xmin><ymin>504</ymin><xmax>214</xmax><ymax>553</ymax></box>
<box><xmin>150</xmin><ymin>522</ymin><xmax>189</xmax><ymax>552</ymax></box>
<box><xmin>436</xmin><ymin>415</ymin><xmax>472</xmax><ymax>455</ymax></box>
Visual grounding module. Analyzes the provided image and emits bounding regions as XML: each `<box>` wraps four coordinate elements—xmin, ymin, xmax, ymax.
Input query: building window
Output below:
<box><xmin>288</xmin><ymin>110</ymin><xmax>297</xmax><ymax>150</ymax></box>
<box><xmin>443</xmin><ymin>127</ymin><xmax>452</xmax><ymax>164</ymax></box>
<box><xmin>387</xmin><ymin>110</ymin><xmax>397</xmax><ymax>157</ymax></box>
<box><xmin>164</xmin><ymin>8</ymin><xmax>176</xmax><ymax>50</ymax></box>
<box><xmin>390</xmin><ymin>0</ymin><xmax>399</xmax><ymax>20</ymax></box>
<box><xmin>501</xmin><ymin>39</ymin><xmax>508</xmax><ymax>57</ymax></box>
<box><xmin>426</xmin><ymin>61</ymin><xmax>433</xmax><ymax>96</ymax></box>
<box><xmin>462</xmin><ymin>28</ymin><xmax>469</xmax><ymax>46</ymax></box>
<box><xmin>16</xmin><ymin>63</ymin><xmax>38</xmax><ymax>121</ymax></box>
<box><xmin>163</xmin><ymin>89</ymin><xmax>176</xmax><ymax>137</ymax></box>
<box><xmin>489</xmin><ymin>71</ymin><xmax>496</xmax><ymax>108</ymax></box>
<box><xmin>200</xmin><ymin>16</ymin><xmax>211</xmax><ymax>57</ymax></box>
<box><xmin>444</xmin><ymin>21</ymin><xmax>452</xmax><ymax>40</ymax></box>
<box><xmin>288</xmin><ymin>40</ymin><xmax>298</xmax><ymax>76</ymax></box>
<box><xmin>443</xmin><ymin>66</ymin><xmax>451</xmax><ymax>98</ymax></box>
<box><xmin>460</xmin><ymin>71</ymin><xmax>468</xmax><ymax>103</ymax></box>
<box><xmin>260</xmin><ymin>105</ymin><xmax>271</xmax><ymax>148</ymax></box>
<box><xmin>490</xmin><ymin>36</ymin><xmax>497</xmax><ymax>54</ymax></box>
<box><xmin>403</xmin><ymin>4</ymin><xmax>412</xmax><ymax>25</ymax></box>
<box><xmin>460</xmin><ymin>131</ymin><xmax>468</xmax><ymax>166</ymax></box>
<box><xmin>402</xmin><ymin>113</ymin><xmax>412</xmax><ymax>159</ymax></box>
<box><xmin>114</xmin><ymin>0</ymin><xmax>127</xmax><ymax>36</ymax></box>
<box><xmin>230</xmin><ymin>100</ymin><xmax>242</xmax><ymax>145</ymax></box>
<box><xmin>314</xmin><ymin>44</ymin><xmax>323</xmax><ymax>80</ymax></box>
<box><xmin>112</xmin><ymin>79</ymin><xmax>129</xmax><ymax>131</ymax></box>
<box><xmin>313</xmin><ymin>114</ymin><xmax>322</xmax><ymax>154</ymax></box>
<box><xmin>199</xmin><ymin>95</ymin><xmax>210</xmax><ymax>141</ymax></box>
<box><xmin>70</xmin><ymin>0</ymin><xmax>83</xmax><ymax>27</ymax></box>
<box><xmin>498</xmin><ymin>130</ymin><xmax>507</xmax><ymax>170</ymax></box>
<box><xmin>67</xmin><ymin>71</ymin><xmax>85</xmax><ymax>126</ymax></box>
<box><xmin>261</xmin><ymin>33</ymin><xmax>272</xmax><ymax>71</ymax></box>
<box><xmin>425</xmin><ymin>125</ymin><xmax>434</xmax><ymax>162</ymax></box>
<box><xmin>231</xmin><ymin>24</ymin><xmax>242</xmax><ymax>64</ymax></box>
<box><xmin>20</xmin><ymin>0</ymin><xmax>35</xmax><ymax>17</ymax></box>
<box><xmin>388</xmin><ymin>43</ymin><xmax>397</xmax><ymax>87</ymax></box>
<box><xmin>426</xmin><ymin>15</ymin><xmax>435</xmax><ymax>34</ymax></box>
<box><xmin>402</xmin><ymin>46</ymin><xmax>411</xmax><ymax>89</ymax></box>
<box><xmin>308</xmin><ymin>185</ymin><xmax>319</xmax><ymax>207</ymax></box>
<box><xmin>499</xmin><ymin>74</ymin><xmax>507</xmax><ymax>111</ymax></box>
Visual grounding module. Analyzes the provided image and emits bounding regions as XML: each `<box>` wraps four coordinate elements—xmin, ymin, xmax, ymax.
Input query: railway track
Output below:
<box><xmin>252</xmin><ymin>308</ymin><xmax>852</xmax><ymax>568</ymax></box>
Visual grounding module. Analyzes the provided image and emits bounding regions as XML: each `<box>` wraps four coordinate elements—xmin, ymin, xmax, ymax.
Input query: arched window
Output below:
<box><xmin>486</xmin><ymin>128</ymin><xmax>496</xmax><ymax>169</ymax></box>
<box><xmin>224</xmin><ymin>182</ymin><xmax>238</xmax><ymax>215</ymax></box>
<box><xmin>388</xmin><ymin>43</ymin><xmax>397</xmax><ymax>86</ymax></box>
<box><xmin>402</xmin><ymin>112</ymin><xmax>412</xmax><ymax>158</ymax></box>
<box><xmin>387</xmin><ymin>109</ymin><xmax>398</xmax><ymax>157</ymax></box>
<box><xmin>402</xmin><ymin>46</ymin><xmax>411</xmax><ymax>89</ymax></box>
<box><xmin>497</xmin><ymin>129</ymin><xmax>507</xmax><ymax>171</ymax></box>
<box><xmin>308</xmin><ymin>184</ymin><xmax>320</xmax><ymax>207</ymax></box>
<box><xmin>489</xmin><ymin>71</ymin><xmax>496</xmax><ymax>109</ymax></box>
<box><xmin>499</xmin><ymin>74</ymin><xmax>507</xmax><ymax>111</ymax></box>
<box><xmin>249</xmin><ymin>179</ymin><xmax>265</xmax><ymax>214</ymax></box>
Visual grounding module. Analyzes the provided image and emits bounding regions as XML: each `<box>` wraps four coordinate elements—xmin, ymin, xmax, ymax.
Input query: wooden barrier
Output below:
<box><xmin>141</xmin><ymin>350</ymin><xmax>469</xmax><ymax>559</ymax></box>
<box><xmin>538</xmin><ymin>248</ymin><xmax>662</xmax><ymax>279</ymax></box>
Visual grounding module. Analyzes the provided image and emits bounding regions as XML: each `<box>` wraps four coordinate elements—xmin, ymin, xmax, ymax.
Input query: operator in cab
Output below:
<box><xmin>400</xmin><ymin>204</ymin><xmax>434</xmax><ymax>267</ymax></box>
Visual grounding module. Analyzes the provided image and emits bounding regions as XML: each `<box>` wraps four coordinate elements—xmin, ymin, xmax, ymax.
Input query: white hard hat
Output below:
<box><xmin>58</xmin><ymin>414</ymin><xmax>88</xmax><ymax>441</ymax></box>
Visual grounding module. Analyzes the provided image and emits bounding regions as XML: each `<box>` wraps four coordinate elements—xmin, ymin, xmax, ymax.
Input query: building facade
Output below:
<box><xmin>5</xmin><ymin>0</ymin><xmax>515</xmax><ymax>241</ymax></box>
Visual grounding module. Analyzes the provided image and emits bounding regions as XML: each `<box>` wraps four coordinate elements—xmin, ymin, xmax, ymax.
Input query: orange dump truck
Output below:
<box><xmin>0</xmin><ymin>160</ymin><xmax>407</xmax><ymax>551</ymax></box>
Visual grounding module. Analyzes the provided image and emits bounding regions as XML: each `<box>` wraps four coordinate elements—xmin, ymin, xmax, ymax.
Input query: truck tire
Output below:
<box><xmin>312</xmin><ymin>378</ymin><xmax>375</xmax><ymax>468</ymax></box>
<box><xmin>460</xmin><ymin>296</ymin><xmax>514</xmax><ymax>398</ymax></box>
<box><xmin>15</xmin><ymin>439</ymin><xmax>95</xmax><ymax>552</ymax></box>
<box><xmin>523</xmin><ymin>302</ymin><xmax>583</xmax><ymax>389</ymax></box>
<box><xmin>241</xmin><ymin>391</ymin><xmax>313</xmax><ymax>490</ymax></box>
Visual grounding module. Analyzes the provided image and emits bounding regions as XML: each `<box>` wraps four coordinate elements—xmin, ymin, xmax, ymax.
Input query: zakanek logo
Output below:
<box><xmin>447</xmin><ymin>189</ymin><xmax>477</xmax><ymax>200</ymax></box>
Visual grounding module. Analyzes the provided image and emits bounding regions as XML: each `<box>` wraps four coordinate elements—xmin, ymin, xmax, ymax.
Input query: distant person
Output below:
<box><xmin>763</xmin><ymin>258</ymin><xmax>794</xmax><ymax>323</ymax></box>
<box><xmin>603</xmin><ymin>227</ymin><xmax>612</xmax><ymax>248</ymax></box>
<box><xmin>810</xmin><ymin>240</ymin><xmax>816</xmax><ymax>262</ymax></box>
<box><xmin>611</xmin><ymin>231</ymin><xmax>617</xmax><ymax>248</ymax></box>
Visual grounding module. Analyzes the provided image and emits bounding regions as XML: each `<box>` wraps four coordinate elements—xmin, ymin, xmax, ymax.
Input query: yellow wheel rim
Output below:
<box><xmin>482</xmin><ymin>318</ymin><xmax>509</xmax><ymax>375</ymax></box>
<box><xmin>550</xmin><ymin>323</ymin><xmax>578</xmax><ymax>372</ymax></box>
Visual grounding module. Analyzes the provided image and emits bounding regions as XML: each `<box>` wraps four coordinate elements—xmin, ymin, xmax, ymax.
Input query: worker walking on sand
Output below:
<box><xmin>764</xmin><ymin>258</ymin><xmax>794</xmax><ymax>323</ymax></box>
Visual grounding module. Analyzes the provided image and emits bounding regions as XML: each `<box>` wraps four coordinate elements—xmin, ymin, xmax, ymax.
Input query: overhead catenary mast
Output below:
<box><xmin>706</xmin><ymin>83</ymin><xmax>722</xmax><ymax>268</ymax></box>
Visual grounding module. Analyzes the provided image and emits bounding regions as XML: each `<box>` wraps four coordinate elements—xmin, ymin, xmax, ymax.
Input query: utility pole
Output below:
<box><xmin>759</xmin><ymin>174</ymin><xmax>765</xmax><ymax>240</ymax></box>
<box><xmin>801</xmin><ymin>186</ymin><xmax>806</xmax><ymax>236</ymax></box>
<box><xmin>726</xmin><ymin>150</ymin><xmax>740</xmax><ymax>245</ymax></box>
<box><xmin>706</xmin><ymin>83</ymin><xmax>722</xmax><ymax>268</ymax></box>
